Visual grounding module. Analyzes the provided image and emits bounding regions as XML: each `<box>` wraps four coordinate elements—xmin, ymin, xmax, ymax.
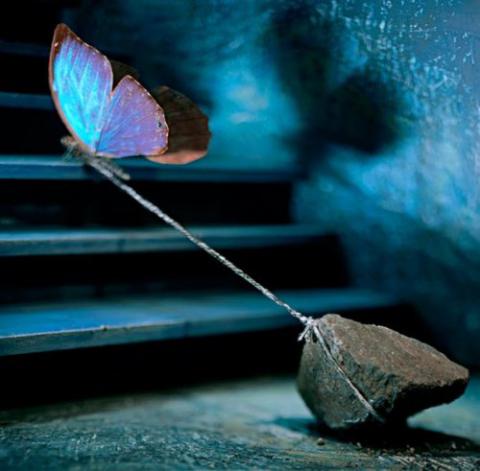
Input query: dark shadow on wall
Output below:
<box><xmin>261</xmin><ymin>2</ymin><xmax>405</xmax><ymax>167</ymax></box>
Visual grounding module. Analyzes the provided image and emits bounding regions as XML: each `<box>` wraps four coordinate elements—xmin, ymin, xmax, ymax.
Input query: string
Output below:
<box><xmin>83</xmin><ymin>155</ymin><xmax>384</xmax><ymax>423</ymax></box>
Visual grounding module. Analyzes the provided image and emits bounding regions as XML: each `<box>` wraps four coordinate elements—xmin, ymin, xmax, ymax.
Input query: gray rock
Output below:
<box><xmin>297</xmin><ymin>314</ymin><xmax>469</xmax><ymax>431</ymax></box>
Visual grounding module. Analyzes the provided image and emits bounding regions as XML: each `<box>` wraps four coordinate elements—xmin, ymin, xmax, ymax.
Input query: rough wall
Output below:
<box><xmin>290</xmin><ymin>0</ymin><xmax>480</xmax><ymax>365</ymax></box>
<box><xmin>79</xmin><ymin>0</ymin><xmax>480</xmax><ymax>365</ymax></box>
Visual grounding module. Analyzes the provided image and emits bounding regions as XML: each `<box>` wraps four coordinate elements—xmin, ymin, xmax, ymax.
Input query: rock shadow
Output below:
<box><xmin>273</xmin><ymin>415</ymin><xmax>480</xmax><ymax>456</ymax></box>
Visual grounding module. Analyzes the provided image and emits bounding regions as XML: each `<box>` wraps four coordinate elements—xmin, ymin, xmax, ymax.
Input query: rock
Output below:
<box><xmin>297</xmin><ymin>314</ymin><xmax>469</xmax><ymax>432</ymax></box>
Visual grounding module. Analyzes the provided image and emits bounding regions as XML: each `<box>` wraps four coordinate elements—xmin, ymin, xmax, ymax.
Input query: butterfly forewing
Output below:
<box><xmin>96</xmin><ymin>76</ymin><xmax>168</xmax><ymax>158</ymax></box>
<box><xmin>49</xmin><ymin>24</ymin><xmax>113</xmax><ymax>154</ymax></box>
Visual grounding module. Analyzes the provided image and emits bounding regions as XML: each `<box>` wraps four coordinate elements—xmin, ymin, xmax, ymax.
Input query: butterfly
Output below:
<box><xmin>49</xmin><ymin>23</ymin><xmax>210</xmax><ymax>168</ymax></box>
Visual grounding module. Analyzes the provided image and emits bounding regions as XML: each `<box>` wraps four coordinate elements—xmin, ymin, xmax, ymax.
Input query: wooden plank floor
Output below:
<box><xmin>0</xmin><ymin>375</ymin><xmax>478</xmax><ymax>469</ymax></box>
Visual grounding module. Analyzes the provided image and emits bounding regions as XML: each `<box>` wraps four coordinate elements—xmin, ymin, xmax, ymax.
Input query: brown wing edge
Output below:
<box><xmin>147</xmin><ymin>86</ymin><xmax>211</xmax><ymax>165</ymax></box>
<box><xmin>110</xmin><ymin>59</ymin><xmax>140</xmax><ymax>87</ymax></box>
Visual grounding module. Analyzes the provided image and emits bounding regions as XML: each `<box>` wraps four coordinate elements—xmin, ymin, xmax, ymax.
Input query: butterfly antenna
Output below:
<box><xmin>83</xmin><ymin>157</ymin><xmax>385</xmax><ymax>425</ymax></box>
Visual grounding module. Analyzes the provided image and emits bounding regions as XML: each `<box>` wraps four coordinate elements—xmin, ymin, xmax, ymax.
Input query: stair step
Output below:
<box><xmin>0</xmin><ymin>232</ymin><xmax>347</xmax><ymax>306</ymax></box>
<box><xmin>0</xmin><ymin>224</ymin><xmax>327</xmax><ymax>257</ymax></box>
<box><xmin>0</xmin><ymin>155</ymin><xmax>302</xmax><ymax>182</ymax></box>
<box><xmin>0</xmin><ymin>36</ymin><xmax>120</xmax><ymax>59</ymax></box>
<box><xmin>0</xmin><ymin>288</ymin><xmax>401</xmax><ymax>356</ymax></box>
<box><xmin>0</xmin><ymin>91</ymin><xmax>52</xmax><ymax>110</ymax></box>
<box><xmin>0</xmin><ymin>40</ymin><xmax>49</xmax><ymax>57</ymax></box>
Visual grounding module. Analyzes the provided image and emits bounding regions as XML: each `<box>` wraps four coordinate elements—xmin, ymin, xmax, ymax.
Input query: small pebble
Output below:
<box><xmin>316</xmin><ymin>437</ymin><xmax>325</xmax><ymax>446</ymax></box>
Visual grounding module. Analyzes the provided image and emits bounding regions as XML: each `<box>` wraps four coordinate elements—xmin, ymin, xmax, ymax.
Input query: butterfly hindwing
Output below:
<box><xmin>148</xmin><ymin>86</ymin><xmax>210</xmax><ymax>164</ymax></box>
<box><xmin>49</xmin><ymin>24</ymin><xmax>113</xmax><ymax>154</ymax></box>
<box><xmin>96</xmin><ymin>76</ymin><xmax>168</xmax><ymax>158</ymax></box>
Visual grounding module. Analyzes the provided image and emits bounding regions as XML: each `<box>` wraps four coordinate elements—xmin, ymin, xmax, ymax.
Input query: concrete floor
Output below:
<box><xmin>0</xmin><ymin>376</ymin><xmax>479</xmax><ymax>470</ymax></box>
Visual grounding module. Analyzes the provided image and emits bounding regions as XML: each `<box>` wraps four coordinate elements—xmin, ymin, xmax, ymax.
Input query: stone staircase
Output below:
<box><xmin>0</xmin><ymin>1</ymin><xmax>412</xmax><ymax>358</ymax></box>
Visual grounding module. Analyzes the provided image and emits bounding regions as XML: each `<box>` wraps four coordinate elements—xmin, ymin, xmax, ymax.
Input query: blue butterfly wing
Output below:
<box><xmin>49</xmin><ymin>24</ymin><xmax>113</xmax><ymax>153</ymax></box>
<box><xmin>96</xmin><ymin>76</ymin><xmax>168</xmax><ymax>158</ymax></box>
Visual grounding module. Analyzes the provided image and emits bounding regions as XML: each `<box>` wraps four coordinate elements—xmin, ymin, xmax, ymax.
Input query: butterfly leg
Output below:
<box><xmin>60</xmin><ymin>136</ymin><xmax>80</xmax><ymax>163</ymax></box>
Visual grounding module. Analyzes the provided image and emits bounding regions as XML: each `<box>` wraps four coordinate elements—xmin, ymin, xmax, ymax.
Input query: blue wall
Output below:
<box><xmin>292</xmin><ymin>0</ymin><xmax>480</xmax><ymax>365</ymax></box>
<box><xmin>81</xmin><ymin>0</ymin><xmax>480</xmax><ymax>365</ymax></box>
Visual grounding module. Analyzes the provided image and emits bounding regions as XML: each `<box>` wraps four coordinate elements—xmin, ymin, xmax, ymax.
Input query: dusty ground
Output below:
<box><xmin>0</xmin><ymin>376</ymin><xmax>479</xmax><ymax>469</ymax></box>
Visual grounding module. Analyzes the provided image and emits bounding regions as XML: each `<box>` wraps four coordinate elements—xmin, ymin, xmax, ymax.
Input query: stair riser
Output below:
<box><xmin>0</xmin><ymin>239</ymin><xmax>347</xmax><ymax>305</ymax></box>
<box><xmin>0</xmin><ymin>179</ymin><xmax>293</xmax><ymax>226</ymax></box>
